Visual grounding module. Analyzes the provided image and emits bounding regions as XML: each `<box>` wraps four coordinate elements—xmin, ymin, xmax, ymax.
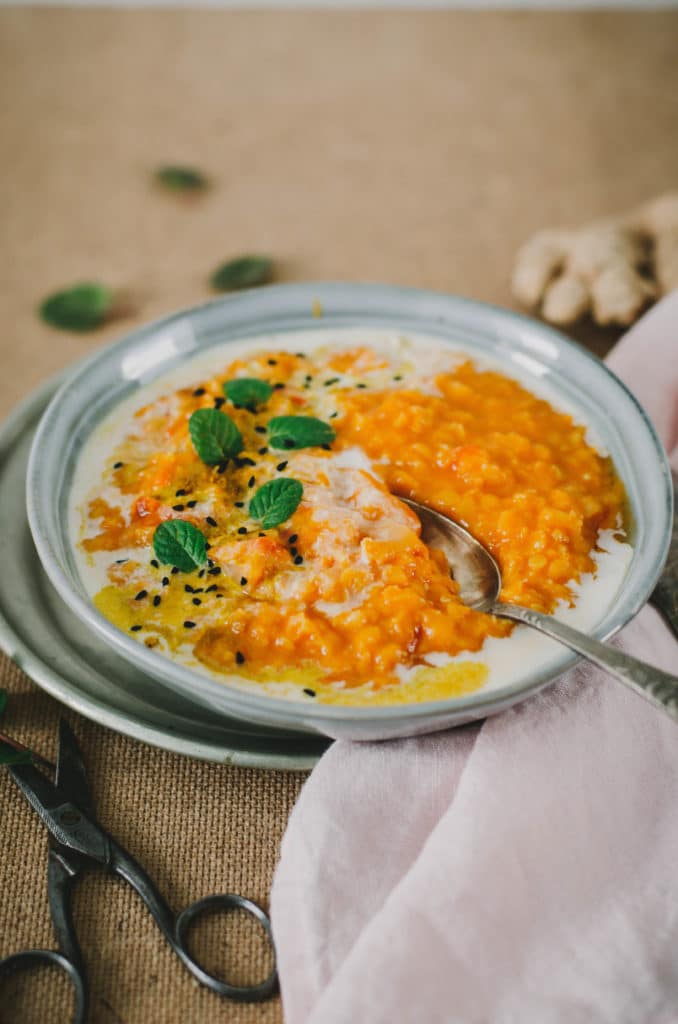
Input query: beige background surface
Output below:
<box><xmin>0</xmin><ymin>8</ymin><xmax>677</xmax><ymax>1022</ymax></box>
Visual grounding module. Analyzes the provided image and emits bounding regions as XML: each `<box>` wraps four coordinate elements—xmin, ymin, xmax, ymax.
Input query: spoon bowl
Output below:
<box><xmin>404</xmin><ymin>496</ymin><xmax>678</xmax><ymax>722</ymax></box>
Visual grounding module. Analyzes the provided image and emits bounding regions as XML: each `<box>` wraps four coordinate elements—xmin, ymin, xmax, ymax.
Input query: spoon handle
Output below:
<box><xmin>493</xmin><ymin>602</ymin><xmax>678</xmax><ymax>720</ymax></box>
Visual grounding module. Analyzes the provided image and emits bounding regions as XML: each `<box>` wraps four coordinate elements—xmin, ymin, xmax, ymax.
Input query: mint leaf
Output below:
<box><xmin>210</xmin><ymin>256</ymin><xmax>273</xmax><ymax>292</ymax></box>
<box><xmin>249</xmin><ymin>478</ymin><xmax>303</xmax><ymax>529</ymax></box>
<box><xmin>0</xmin><ymin>740</ymin><xmax>32</xmax><ymax>767</ymax></box>
<box><xmin>268</xmin><ymin>416</ymin><xmax>336</xmax><ymax>450</ymax></box>
<box><xmin>153</xmin><ymin>520</ymin><xmax>208</xmax><ymax>573</ymax></box>
<box><xmin>224</xmin><ymin>378</ymin><xmax>273</xmax><ymax>411</ymax></box>
<box><xmin>39</xmin><ymin>283</ymin><xmax>114</xmax><ymax>332</ymax></box>
<box><xmin>189</xmin><ymin>408</ymin><xmax>243</xmax><ymax>465</ymax></box>
<box><xmin>155</xmin><ymin>165</ymin><xmax>208</xmax><ymax>191</ymax></box>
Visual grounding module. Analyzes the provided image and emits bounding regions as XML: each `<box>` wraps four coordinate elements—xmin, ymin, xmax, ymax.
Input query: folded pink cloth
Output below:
<box><xmin>271</xmin><ymin>294</ymin><xmax>678</xmax><ymax>1024</ymax></box>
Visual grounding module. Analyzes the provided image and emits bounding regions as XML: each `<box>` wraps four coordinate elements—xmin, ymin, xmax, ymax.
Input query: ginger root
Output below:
<box><xmin>511</xmin><ymin>192</ymin><xmax>678</xmax><ymax>327</ymax></box>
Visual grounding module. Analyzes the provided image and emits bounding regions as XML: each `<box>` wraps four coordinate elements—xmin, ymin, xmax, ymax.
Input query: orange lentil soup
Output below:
<box><xmin>73</xmin><ymin>337</ymin><xmax>627</xmax><ymax>704</ymax></box>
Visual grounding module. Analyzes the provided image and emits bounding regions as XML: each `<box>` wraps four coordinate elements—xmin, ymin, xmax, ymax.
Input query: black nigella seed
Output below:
<box><xmin>234</xmin><ymin>501</ymin><xmax>245</xmax><ymax>508</ymax></box>
<box><xmin>276</xmin><ymin>461</ymin><xmax>288</xmax><ymax>472</ymax></box>
<box><xmin>296</xmin><ymin>352</ymin><xmax>306</xmax><ymax>358</ymax></box>
<box><xmin>193</xmin><ymin>588</ymin><xmax>204</xmax><ymax>594</ymax></box>
<box><xmin>288</xmin><ymin>533</ymin><xmax>298</xmax><ymax>544</ymax></box>
<box><xmin>130</xmin><ymin>625</ymin><xmax>142</xmax><ymax>632</ymax></box>
<box><xmin>304</xmin><ymin>374</ymin><xmax>313</xmax><ymax>382</ymax></box>
<box><xmin>198</xmin><ymin>569</ymin><xmax>205</xmax><ymax>578</ymax></box>
<box><xmin>273</xmin><ymin>382</ymin><xmax>285</xmax><ymax>390</ymax></box>
<box><xmin>172</xmin><ymin>504</ymin><xmax>185</xmax><ymax>512</ymax></box>
<box><xmin>393</xmin><ymin>375</ymin><xmax>403</xmax><ymax>381</ymax></box>
<box><xmin>294</xmin><ymin>555</ymin><xmax>303</xmax><ymax>565</ymax></box>
<box><xmin>208</xmin><ymin>566</ymin><xmax>222</xmax><ymax>576</ymax></box>
<box><xmin>153</xmin><ymin>595</ymin><xmax>161</xmax><ymax>607</ymax></box>
<box><xmin>162</xmin><ymin>576</ymin><xmax>170</xmax><ymax>587</ymax></box>
<box><xmin>192</xmin><ymin>597</ymin><xmax>202</xmax><ymax>606</ymax></box>
<box><xmin>321</xmin><ymin>443</ymin><xmax>331</xmax><ymax>451</ymax></box>
<box><xmin>215</xmin><ymin>594</ymin><xmax>224</xmax><ymax>599</ymax></box>
<box><xmin>303</xmin><ymin>688</ymin><xmax>316</xmax><ymax>697</ymax></box>
<box><xmin>193</xmin><ymin>387</ymin><xmax>206</xmax><ymax>397</ymax></box>
<box><xmin>175</xmin><ymin>489</ymin><xmax>187</xmax><ymax>497</ymax></box>
<box><xmin>248</xmin><ymin>476</ymin><xmax>256</xmax><ymax>488</ymax></box>
<box><xmin>240</xmin><ymin>457</ymin><xmax>257</xmax><ymax>467</ymax></box>
<box><xmin>205</xmin><ymin>584</ymin><xmax>218</xmax><ymax>593</ymax></box>
<box><xmin>236</xmin><ymin>651</ymin><xmax>245</xmax><ymax>665</ymax></box>
<box><xmin>238</xmin><ymin>526</ymin><xmax>247</xmax><ymax>535</ymax></box>
<box><xmin>283</xmin><ymin>439</ymin><xmax>295</xmax><ymax>449</ymax></box>
<box><xmin>323</xmin><ymin>378</ymin><xmax>339</xmax><ymax>387</ymax></box>
<box><xmin>185</xmin><ymin>584</ymin><xmax>194</xmax><ymax>593</ymax></box>
<box><xmin>184</xmin><ymin>621</ymin><xmax>196</xmax><ymax>629</ymax></box>
<box><xmin>267</xmin><ymin>358</ymin><xmax>277</xmax><ymax>365</ymax></box>
<box><xmin>356</xmin><ymin>383</ymin><xmax>367</xmax><ymax>389</ymax></box>
<box><xmin>186</xmin><ymin>499</ymin><xmax>198</xmax><ymax>508</ymax></box>
<box><xmin>258</xmin><ymin>446</ymin><xmax>268</xmax><ymax>455</ymax></box>
<box><xmin>171</xmin><ymin>567</ymin><xmax>180</xmax><ymax>575</ymax></box>
<box><xmin>259</xmin><ymin>532</ymin><xmax>266</xmax><ymax>537</ymax></box>
<box><xmin>329</xmin><ymin>412</ymin><xmax>339</xmax><ymax>419</ymax></box>
<box><xmin>217</xmin><ymin>462</ymin><xmax>229</xmax><ymax>475</ymax></box>
<box><xmin>115</xmin><ymin>558</ymin><xmax>128</xmax><ymax>564</ymax></box>
<box><xmin>213</xmin><ymin>396</ymin><xmax>225</xmax><ymax>409</ymax></box>
<box><xmin>135</xmin><ymin>590</ymin><xmax>148</xmax><ymax>601</ymax></box>
<box><xmin>240</xmin><ymin>576</ymin><xmax>247</xmax><ymax>586</ymax></box>
<box><xmin>113</xmin><ymin>461</ymin><xmax>123</xmax><ymax>469</ymax></box>
<box><xmin>254</xmin><ymin>425</ymin><xmax>267</xmax><ymax>434</ymax></box>
<box><xmin>206</xmin><ymin>516</ymin><xmax>218</xmax><ymax>527</ymax></box>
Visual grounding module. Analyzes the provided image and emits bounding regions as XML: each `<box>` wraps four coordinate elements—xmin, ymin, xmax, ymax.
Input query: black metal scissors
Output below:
<box><xmin>0</xmin><ymin>719</ymin><xmax>277</xmax><ymax>1021</ymax></box>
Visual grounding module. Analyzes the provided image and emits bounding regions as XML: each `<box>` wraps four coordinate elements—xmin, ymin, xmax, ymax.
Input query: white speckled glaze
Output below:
<box><xmin>25</xmin><ymin>284</ymin><xmax>673</xmax><ymax>740</ymax></box>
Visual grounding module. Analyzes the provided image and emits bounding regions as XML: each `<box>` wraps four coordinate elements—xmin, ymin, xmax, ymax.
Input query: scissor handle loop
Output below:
<box><xmin>0</xmin><ymin>948</ymin><xmax>87</xmax><ymax>1024</ymax></box>
<box><xmin>174</xmin><ymin>893</ymin><xmax>278</xmax><ymax>1003</ymax></box>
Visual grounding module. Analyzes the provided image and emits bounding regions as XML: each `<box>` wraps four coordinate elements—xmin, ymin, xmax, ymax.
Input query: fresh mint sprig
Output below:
<box><xmin>249</xmin><ymin>478</ymin><xmax>303</xmax><ymax>529</ymax></box>
<box><xmin>153</xmin><ymin>520</ymin><xmax>208</xmax><ymax>573</ymax></box>
<box><xmin>268</xmin><ymin>415</ymin><xmax>335</xmax><ymax>451</ymax></box>
<box><xmin>189</xmin><ymin>408</ymin><xmax>243</xmax><ymax>465</ymax></box>
<box><xmin>224</xmin><ymin>378</ymin><xmax>273</xmax><ymax>411</ymax></box>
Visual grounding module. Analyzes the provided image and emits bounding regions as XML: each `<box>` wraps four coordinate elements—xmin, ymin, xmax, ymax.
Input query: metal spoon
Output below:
<box><xmin>403</xmin><ymin>498</ymin><xmax>678</xmax><ymax>720</ymax></box>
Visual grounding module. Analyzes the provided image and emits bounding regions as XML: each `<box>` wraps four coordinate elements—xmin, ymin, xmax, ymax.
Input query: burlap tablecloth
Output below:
<box><xmin>0</xmin><ymin>9</ymin><xmax>676</xmax><ymax>1022</ymax></box>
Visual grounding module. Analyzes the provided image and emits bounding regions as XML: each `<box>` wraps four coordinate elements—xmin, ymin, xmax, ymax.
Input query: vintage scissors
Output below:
<box><xmin>0</xmin><ymin>719</ymin><xmax>277</xmax><ymax>1021</ymax></box>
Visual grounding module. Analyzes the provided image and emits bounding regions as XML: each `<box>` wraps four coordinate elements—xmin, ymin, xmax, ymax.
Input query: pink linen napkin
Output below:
<box><xmin>271</xmin><ymin>294</ymin><xmax>678</xmax><ymax>1024</ymax></box>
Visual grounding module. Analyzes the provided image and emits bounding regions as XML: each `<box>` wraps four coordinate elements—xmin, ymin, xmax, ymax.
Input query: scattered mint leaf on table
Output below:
<box><xmin>189</xmin><ymin>408</ymin><xmax>243</xmax><ymax>465</ymax></box>
<box><xmin>39</xmin><ymin>283</ymin><xmax>114</xmax><ymax>332</ymax></box>
<box><xmin>210</xmin><ymin>256</ymin><xmax>273</xmax><ymax>292</ymax></box>
<box><xmin>155</xmin><ymin>166</ymin><xmax>208</xmax><ymax>192</ymax></box>
<box><xmin>223</xmin><ymin>378</ymin><xmax>273</xmax><ymax>411</ymax></box>
<box><xmin>249</xmin><ymin>478</ymin><xmax>303</xmax><ymax>529</ymax></box>
<box><xmin>268</xmin><ymin>416</ymin><xmax>336</xmax><ymax>450</ymax></box>
<box><xmin>153</xmin><ymin>520</ymin><xmax>208</xmax><ymax>573</ymax></box>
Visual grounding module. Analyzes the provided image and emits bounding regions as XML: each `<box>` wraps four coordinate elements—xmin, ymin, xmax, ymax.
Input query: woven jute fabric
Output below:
<box><xmin>1</xmin><ymin>8</ymin><xmax>676</xmax><ymax>1022</ymax></box>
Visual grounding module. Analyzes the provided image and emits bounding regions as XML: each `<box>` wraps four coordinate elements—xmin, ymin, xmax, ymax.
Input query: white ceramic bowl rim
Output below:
<box><xmin>26</xmin><ymin>283</ymin><xmax>673</xmax><ymax>723</ymax></box>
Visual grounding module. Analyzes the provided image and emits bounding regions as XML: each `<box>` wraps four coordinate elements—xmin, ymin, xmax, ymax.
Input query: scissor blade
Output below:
<box><xmin>56</xmin><ymin>718</ymin><xmax>95</xmax><ymax>819</ymax></box>
<box><xmin>8</xmin><ymin>762</ymin><xmax>110</xmax><ymax>866</ymax></box>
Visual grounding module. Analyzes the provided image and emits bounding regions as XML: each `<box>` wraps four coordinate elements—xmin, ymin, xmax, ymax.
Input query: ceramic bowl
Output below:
<box><xmin>26</xmin><ymin>284</ymin><xmax>673</xmax><ymax>740</ymax></box>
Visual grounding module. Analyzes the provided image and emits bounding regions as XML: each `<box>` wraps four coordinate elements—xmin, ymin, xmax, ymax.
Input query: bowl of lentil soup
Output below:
<box><xmin>26</xmin><ymin>284</ymin><xmax>672</xmax><ymax>740</ymax></box>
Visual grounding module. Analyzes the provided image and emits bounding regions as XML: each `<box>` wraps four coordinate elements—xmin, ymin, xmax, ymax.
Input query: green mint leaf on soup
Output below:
<box><xmin>189</xmin><ymin>408</ymin><xmax>243</xmax><ymax>465</ymax></box>
<box><xmin>210</xmin><ymin>256</ymin><xmax>273</xmax><ymax>292</ymax></box>
<box><xmin>268</xmin><ymin>416</ymin><xmax>336</xmax><ymax>450</ymax></box>
<box><xmin>249</xmin><ymin>478</ymin><xmax>303</xmax><ymax>529</ymax></box>
<box><xmin>0</xmin><ymin>740</ymin><xmax>33</xmax><ymax>767</ymax></box>
<box><xmin>39</xmin><ymin>283</ymin><xmax>114</xmax><ymax>332</ymax></box>
<box><xmin>153</xmin><ymin>520</ymin><xmax>208</xmax><ymax>573</ymax></box>
<box><xmin>155</xmin><ymin>165</ymin><xmax>208</xmax><ymax>191</ymax></box>
<box><xmin>223</xmin><ymin>378</ymin><xmax>273</xmax><ymax>411</ymax></box>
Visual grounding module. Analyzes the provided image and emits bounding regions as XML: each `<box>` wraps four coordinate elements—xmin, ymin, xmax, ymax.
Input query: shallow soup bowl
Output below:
<box><xmin>26</xmin><ymin>283</ymin><xmax>673</xmax><ymax>740</ymax></box>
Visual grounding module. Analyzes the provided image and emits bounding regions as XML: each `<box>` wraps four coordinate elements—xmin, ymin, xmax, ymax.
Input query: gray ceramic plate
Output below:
<box><xmin>26</xmin><ymin>284</ymin><xmax>673</xmax><ymax>740</ymax></box>
<box><xmin>0</xmin><ymin>377</ymin><xmax>329</xmax><ymax>768</ymax></box>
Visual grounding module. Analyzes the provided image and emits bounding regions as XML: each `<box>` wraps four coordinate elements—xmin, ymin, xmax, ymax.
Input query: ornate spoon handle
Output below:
<box><xmin>494</xmin><ymin>602</ymin><xmax>678</xmax><ymax>720</ymax></box>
